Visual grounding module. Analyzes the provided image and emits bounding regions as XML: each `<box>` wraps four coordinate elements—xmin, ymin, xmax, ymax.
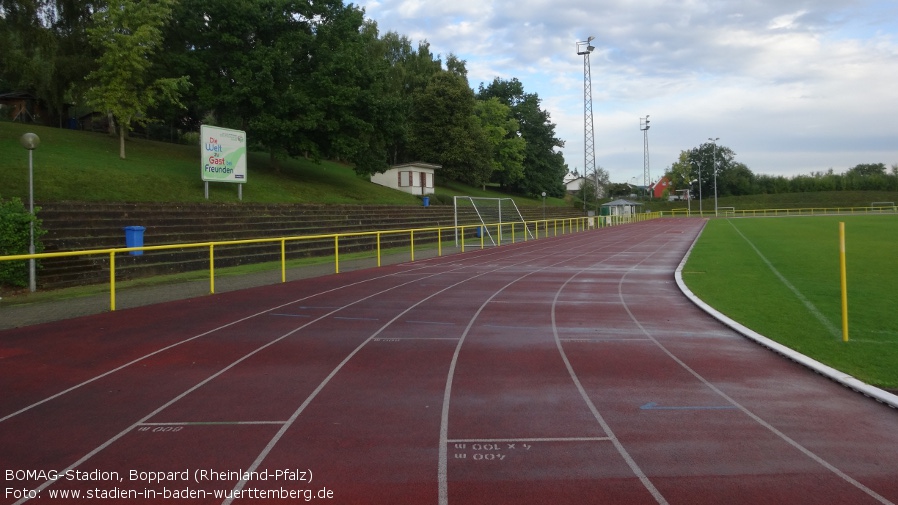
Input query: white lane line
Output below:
<box><xmin>726</xmin><ymin>219</ymin><xmax>841</xmax><ymax>339</ymax></box>
<box><xmin>405</xmin><ymin>320</ymin><xmax>457</xmax><ymax>326</ymax></box>
<box><xmin>620</xmin><ymin>228</ymin><xmax>895</xmax><ymax>505</ymax></box>
<box><xmin>140</xmin><ymin>421</ymin><xmax>287</xmax><ymax>426</ymax></box>
<box><xmin>13</xmin><ymin>254</ymin><xmax>515</xmax><ymax>505</ymax></box>
<box><xmin>439</xmin><ymin>229</ymin><xmax>664</xmax><ymax>505</ymax></box>
<box><xmin>228</xmin><ymin>250</ymin><xmax>555</xmax><ymax>505</ymax></box>
<box><xmin>449</xmin><ymin>437</ymin><xmax>611</xmax><ymax>443</ymax></box>
<box><xmin>552</xmin><ymin>263</ymin><xmax>671</xmax><ymax>505</ymax></box>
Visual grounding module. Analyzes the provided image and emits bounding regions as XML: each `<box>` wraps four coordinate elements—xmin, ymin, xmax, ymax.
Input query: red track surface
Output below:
<box><xmin>2</xmin><ymin>218</ymin><xmax>897</xmax><ymax>505</ymax></box>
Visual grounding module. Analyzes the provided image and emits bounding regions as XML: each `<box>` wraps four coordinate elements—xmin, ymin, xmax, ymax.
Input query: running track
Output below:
<box><xmin>2</xmin><ymin>218</ymin><xmax>896</xmax><ymax>504</ymax></box>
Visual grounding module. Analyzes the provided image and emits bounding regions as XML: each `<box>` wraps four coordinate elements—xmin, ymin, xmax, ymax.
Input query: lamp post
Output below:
<box><xmin>688</xmin><ymin>178</ymin><xmax>698</xmax><ymax>216</ymax></box>
<box><xmin>708</xmin><ymin>137</ymin><xmax>719</xmax><ymax>216</ymax></box>
<box><xmin>542</xmin><ymin>191</ymin><xmax>547</xmax><ymax>220</ymax></box>
<box><xmin>690</xmin><ymin>159</ymin><xmax>702</xmax><ymax>215</ymax></box>
<box><xmin>19</xmin><ymin>132</ymin><xmax>40</xmax><ymax>292</ymax></box>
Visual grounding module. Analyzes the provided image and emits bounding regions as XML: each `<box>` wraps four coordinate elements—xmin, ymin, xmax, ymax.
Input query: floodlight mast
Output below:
<box><xmin>577</xmin><ymin>36</ymin><xmax>596</xmax><ymax>210</ymax></box>
<box><xmin>640</xmin><ymin>115</ymin><xmax>650</xmax><ymax>199</ymax></box>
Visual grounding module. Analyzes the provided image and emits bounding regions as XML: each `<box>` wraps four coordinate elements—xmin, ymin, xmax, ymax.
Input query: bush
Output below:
<box><xmin>0</xmin><ymin>195</ymin><xmax>45</xmax><ymax>288</ymax></box>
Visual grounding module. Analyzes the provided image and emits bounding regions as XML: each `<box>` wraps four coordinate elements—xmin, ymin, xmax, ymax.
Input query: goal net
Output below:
<box><xmin>453</xmin><ymin>196</ymin><xmax>534</xmax><ymax>246</ymax></box>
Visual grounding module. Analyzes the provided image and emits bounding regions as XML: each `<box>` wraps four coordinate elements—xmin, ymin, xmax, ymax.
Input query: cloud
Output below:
<box><xmin>359</xmin><ymin>0</ymin><xmax>898</xmax><ymax>179</ymax></box>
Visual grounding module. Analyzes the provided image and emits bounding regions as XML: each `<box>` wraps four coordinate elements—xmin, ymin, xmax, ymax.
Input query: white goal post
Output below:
<box><xmin>453</xmin><ymin>196</ymin><xmax>535</xmax><ymax>246</ymax></box>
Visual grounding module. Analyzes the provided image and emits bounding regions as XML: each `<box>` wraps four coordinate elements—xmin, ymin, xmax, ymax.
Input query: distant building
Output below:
<box><xmin>370</xmin><ymin>162</ymin><xmax>440</xmax><ymax>195</ymax></box>
<box><xmin>565</xmin><ymin>176</ymin><xmax>605</xmax><ymax>197</ymax></box>
<box><xmin>652</xmin><ymin>176</ymin><xmax>672</xmax><ymax>199</ymax></box>
<box><xmin>600</xmin><ymin>199</ymin><xmax>643</xmax><ymax>216</ymax></box>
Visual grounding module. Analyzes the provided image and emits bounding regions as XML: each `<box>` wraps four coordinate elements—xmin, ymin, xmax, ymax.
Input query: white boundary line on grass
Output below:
<box><xmin>674</xmin><ymin>222</ymin><xmax>898</xmax><ymax>410</ymax></box>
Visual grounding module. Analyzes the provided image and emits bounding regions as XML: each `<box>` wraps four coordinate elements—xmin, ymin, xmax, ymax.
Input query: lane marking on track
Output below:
<box><xmin>139</xmin><ymin>421</ymin><xmax>288</xmax><ymax>426</ymax></box>
<box><xmin>438</xmin><ymin>232</ymin><xmax>649</xmax><ymax>505</ymax></box>
<box><xmin>618</xmin><ymin>227</ymin><xmax>896</xmax><ymax>505</ymax></box>
<box><xmin>269</xmin><ymin>313</ymin><xmax>311</xmax><ymax>318</ymax></box>
<box><xmin>449</xmin><ymin>437</ymin><xmax>611</xmax><ymax>443</ymax></box>
<box><xmin>227</xmin><ymin>238</ymin><xmax>596</xmax><ymax>505</ymax></box>
<box><xmin>405</xmin><ymin>320</ymin><xmax>456</xmax><ymax>326</ymax></box>
<box><xmin>13</xmin><ymin>244</ymin><xmax>551</xmax><ymax>505</ymax></box>
<box><xmin>550</xmin><ymin>241</ymin><xmax>674</xmax><ymax>505</ymax></box>
<box><xmin>639</xmin><ymin>402</ymin><xmax>737</xmax><ymax>411</ymax></box>
<box><xmin>726</xmin><ymin>219</ymin><xmax>841</xmax><ymax>339</ymax></box>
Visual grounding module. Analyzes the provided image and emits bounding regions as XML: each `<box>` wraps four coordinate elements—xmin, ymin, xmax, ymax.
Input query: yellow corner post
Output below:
<box><xmin>839</xmin><ymin>222</ymin><xmax>849</xmax><ymax>342</ymax></box>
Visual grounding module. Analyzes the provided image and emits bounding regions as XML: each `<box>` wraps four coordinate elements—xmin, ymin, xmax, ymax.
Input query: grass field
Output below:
<box><xmin>683</xmin><ymin>215</ymin><xmax>898</xmax><ymax>389</ymax></box>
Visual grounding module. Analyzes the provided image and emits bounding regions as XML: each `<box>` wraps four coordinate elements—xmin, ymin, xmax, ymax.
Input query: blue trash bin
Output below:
<box><xmin>422</xmin><ymin>196</ymin><xmax>430</xmax><ymax>207</ymax></box>
<box><xmin>124</xmin><ymin>226</ymin><xmax>146</xmax><ymax>256</ymax></box>
<box><xmin>475</xmin><ymin>226</ymin><xmax>483</xmax><ymax>238</ymax></box>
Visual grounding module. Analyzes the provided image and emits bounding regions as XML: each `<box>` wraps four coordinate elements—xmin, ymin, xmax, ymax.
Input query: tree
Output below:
<box><xmin>847</xmin><ymin>163</ymin><xmax>886</xmax><ymax>177</ymax></box>
<box><xmin>85</xmin><ymin>0</ymin><xmax>189</xmax><ymax>159</ymax></box>
<box><xmin>474</xmin><ymin>97</ymin><xmax>525</xmax><ymax>189</ymax></box>
<box><xmin>477</xmin><ymin>78</ymin><xmax>566</xmax><ymax>197</ymax></box>
<box><xmin>409</xmin><ymin>72</ymin><xmax>491</xmax><ymax>187</ymax></box>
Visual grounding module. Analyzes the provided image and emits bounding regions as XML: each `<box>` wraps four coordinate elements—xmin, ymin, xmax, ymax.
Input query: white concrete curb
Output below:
<box><xmin>675</xmin><ymin>224</ymin><xmax>898</xmax><ymax>410</ymax></box>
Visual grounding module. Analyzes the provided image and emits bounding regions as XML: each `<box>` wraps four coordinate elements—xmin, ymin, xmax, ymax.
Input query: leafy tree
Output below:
<box><xmin>847</xmin><ymin>163</ymin><xmax>887</xmax><ymax>177</ymax></box>
<box><xmin>84</xmin><ymin>0</ymin><xmax>189</xmax><ymax>159</ymax></box>
<box><xmin>474</xmin><ymin>97</ymin><xmax>525</xmax><ymax>189</ymax></box>
<box><xmin>409</xmin><ymin>72</ymin><xmax>491</xmax><ymax>187</ymax></box>
<box><xmin>374</xmin><ymin>33</ymin><xmax>443</xmax><ymax>166</ymax></box>
<box><xmin>477</xmin><ymin>78</ymin><xmax>566</xmax><ymax>197</ymax></box>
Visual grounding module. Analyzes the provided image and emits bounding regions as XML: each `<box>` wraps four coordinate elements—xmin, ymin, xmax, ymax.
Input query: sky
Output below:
<box><xmin>356</xmin><ymin>0</ymin><xmax>898</xmax><ymax>183</ymax></box>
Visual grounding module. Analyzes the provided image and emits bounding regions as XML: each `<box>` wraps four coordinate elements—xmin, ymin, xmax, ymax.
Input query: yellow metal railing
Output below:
<box><xmin>0</xmin><ymin>213</ymin><xmax>663</xmax><ymax>311</ymax></box>
<box><xmin>666</xmin><ymin>205</ymin><xmax>898</xmax><ymax>218</ymax></box>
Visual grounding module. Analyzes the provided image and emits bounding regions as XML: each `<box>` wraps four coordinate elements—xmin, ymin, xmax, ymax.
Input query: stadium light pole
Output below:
<box><xmin>640</xmin><ymin>115</ymin><xmax>650</xmax><ymax>200</ymax></box>
<box><xmin>541</xmin><ymin>191</ymin><xmax>547</xmax><ymax>220</ymax></box>
<box><xmin>19</xmin><ymin>132</ymin><xmax>40</xmax><ymax>292</ymax></box>
<box><xmin>690</xmin><ymin>159</ymin><xmax>702</xmax><ymax>215</ymax></box>
<box><xmin>709</xmin><ymin>137</ymin><xmax>719</xmax><ymax>216</ymax></box>
<box><xmin>577</xmin><ymin>36</ymin><xmax>596</xmax><ymax>214</ymax></box>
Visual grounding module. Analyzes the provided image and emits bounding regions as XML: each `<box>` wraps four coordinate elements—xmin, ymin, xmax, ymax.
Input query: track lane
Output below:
<box><xmin>3</xmin><ymin>219</ymin><xmax>897</xmax><ymax>505</ymax></box>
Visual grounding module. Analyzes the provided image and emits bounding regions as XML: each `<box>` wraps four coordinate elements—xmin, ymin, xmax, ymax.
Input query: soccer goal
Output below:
<box><xmin>453</xmin><ymin>196</ymin><xmax>534</xmax><ymax>246</ymax></box>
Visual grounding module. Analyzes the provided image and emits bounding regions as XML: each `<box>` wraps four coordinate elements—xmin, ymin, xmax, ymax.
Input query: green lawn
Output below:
<box><xmin>683</xmin><ymin>215</ymin><xmax>898</xmax><ymax>389</ymax></box>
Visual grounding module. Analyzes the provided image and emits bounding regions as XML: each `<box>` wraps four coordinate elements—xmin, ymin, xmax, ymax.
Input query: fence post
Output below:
<box><xmin>209</xmin><ymin>244</ymin><xmax>215</xmax><ymax>294</ymax></box>
<box><xmin>109</xmin><ymin>251</ymin><xmax>116</xmax><ymax>311</ymax></box>
<box><xmin>281</xmin><ymin>239</ymin><xmax>286</xmax><ymax>283</ymax></box>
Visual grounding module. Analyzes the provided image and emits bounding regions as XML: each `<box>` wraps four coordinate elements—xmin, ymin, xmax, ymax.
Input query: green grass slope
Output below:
<box><xmin>1</xmin><ymin>122</ymin><xmax>564</xmax><ymax>207</ymax></box>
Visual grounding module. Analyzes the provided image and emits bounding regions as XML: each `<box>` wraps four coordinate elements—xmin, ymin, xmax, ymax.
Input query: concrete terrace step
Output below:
<box><xmin>30</xmin><ymin>201</ymin><xmax>586</xmax><ymax>290</ymax></box>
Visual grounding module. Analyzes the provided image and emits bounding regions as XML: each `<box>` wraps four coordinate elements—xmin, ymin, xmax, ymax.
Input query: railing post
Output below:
<box><xmin>109</xmin><ymin>251</ymin><xmax>116</xmax><ymax>312</ymax></box>
<box><xmin>281</xmin><ymin>239</ymin><xmax>286</xmax><ymax>283</ymax></box>
<box><xmin>377</xmin><ymin>232</ymin><xmax>382</xmax><ymax>267</ymax></box>
<box><xmin>438</xmin><ymin>228</ymin><xmax>442</xmax><ymax>256</ymax></box>
<box><xmin>334</xmin><ymin>236</ymin><xmax>339</xmax><ymax>274</ymax></box>
<box><xmin>410</xmin><ymin>230</ymin><xmax>415</xmax><ymax>261</ymax></box>
<box><xmin>209</xmin><ymin>244</ymin><xmax>215</xmax><ymax>294</ymax></box>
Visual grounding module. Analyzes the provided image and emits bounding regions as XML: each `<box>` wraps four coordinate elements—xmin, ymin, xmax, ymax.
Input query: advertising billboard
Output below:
<box><xmin>200</xmin><ymin>125</ymin><xmax>247</xmax><ymax>183</ymax></box>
